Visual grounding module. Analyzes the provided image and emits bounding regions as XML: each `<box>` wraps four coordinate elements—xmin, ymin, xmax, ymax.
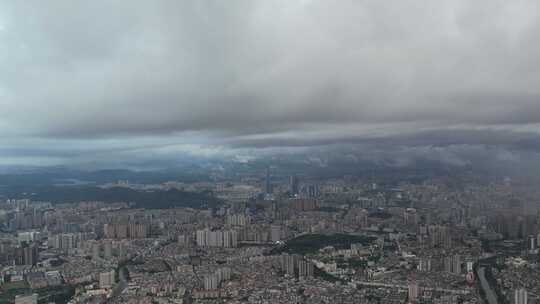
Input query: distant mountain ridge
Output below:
<box><xmin>0</xmin><ymin>185</ymin><xmax>221</xmax><ymax>209</ymax></box>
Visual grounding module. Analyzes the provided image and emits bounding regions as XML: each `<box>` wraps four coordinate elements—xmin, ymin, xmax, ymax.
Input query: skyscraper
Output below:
<box><xmin>91</xmin><ymin>241</ymin><xmax>101</xmax><ymax>260</ymax></box>
<box><xmin>204</xmin><ymin>274</ymin><xmax>219</xmax><ymax>290</ymax></box>
<box><xmin>528</xmin><ymin>235</ymin><xmax>536</xmax><ymax>251</ymax></box>
<box><xmin>265</xmin><ymin>166</ymin><xmax>272</xmax><ymax>195</ymax></box>
<box><xmin>307</xmin><ymin>184</ymin><xmax>320</xmax><ymax>198</ymax></box>
<box><xmin>280</xmin><ymin>254</ymin><xmax>299</xmax><ymax>277</ymax></box>
<box><xmin>99</xmin><ymin>270</ymin><xmax>115</xmax><ymax>289</ymax></box>
<box><xmin>515</xmin><ymin>289</ymin><xmax>528</xmax><ymax>304</ymax></box>
<box><xmin>103</xmin><ymin>240</ymin><xmax>113</xmax><ymax>260</ymax></box>
<box><xmin>15</xmin><ymin>243</ymin><xmax>38</xmax><ymax>266</ymax></box>
<box><xmin>270</xmin><ymin>225</ymin><xmax>281</xmax><ymax>242</ymax></box>
<box><xmin>408</xmin><ymin>281</ymin><xmax>418</xmax><ymax>303</ymax></box>
<box><xmin>298</xmin><ymin>260</ymin><xmax>314</xmax><ymax>278</ymax></box>
<box><xmin>289</xmin><ymin>175</ymin><xmax>299</xmax><ymax>196</ymax></box>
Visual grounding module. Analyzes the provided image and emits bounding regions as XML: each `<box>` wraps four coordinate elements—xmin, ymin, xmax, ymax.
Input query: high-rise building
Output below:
<box><xmin>360</xmin><ymin>210</ymin><xmax>369</xmax><ymax>228</ymax></box>
<box><xmin>216</xmin><ymin>267</ymin><xmax>231</xmax><ymax>282</ymax></box>
<box><xmin>117</xmin><ymin>242</ymin><xmax>127</xmax><ymax>260</ymax></box>
<box><xmin>514</xmin><ymin>289</ymin><xmax>528</xmax><ymax>304</ymax></box>
<box><xmin>103</xmin><ymin>241</ymin><xmax>112</xmax><ymax>260</ymax></box>
<box><xmin>24</xmin><ymin>245</ymin><xmax>38</xmax><ymax>265</ymax></box>
<box><xmin>204</xmin><ymin>274</ymin><xmax>219</xmax><ymax>290</ymax></box>
<box><xmin>178</xmin><ymin>234</ymin><xmax>189</xmax><ymax>246</ymax></box>
<box><xmin>444</xmin><ymin>256</ymin><xmax>452</xmax><ymax>273</ymax></box>
<box><xmin>61</xmin><ymin>234</ymin><xmax>75</xmax><ymax>252</ymax></box>
<box><xmin>417</xmin><ymin>258</ymin><xmax>431</xmax><ymax>272</ymax></box>
<box><xmin>128</xmin><ymin>223</ymin><xmax>148</xmax><ymax>239</ymax></box>
<box><xmin>203</xmin><ymin>267</ymin><xmax>231</xmax><ymax>290</ymax></box>
<box><xmin>196</xmin><ymin>229</ymin><xmax>208</xmax><ymax>247</ymax></box>
<box><xmin>404</xmin><ymin>208</ymin><xmax>418</xmax><ymax>227</ymax></box>
<box><xmin>444</xmin><ymin>255</ymin><xmax>461</xmax><ymax>274</ymax></box>
<box><xmin>103</xmin><ymin>222</ymin><xmax>147</xmax><ymax>239</ymax></box>
<box><xmin>91</xmin><ymin>242</ymin><xmax>101</xmax><ymax>260</ymax></box>
<box><xmin>298</xmin><ymin>260</ymin><xmax>314</xmax><ymax>278</ymax></box>
<box><xmin>527</xmin><ymin>235</ymin><xmax>536</xmax><ymax>251</ymax></box>
<box><xmin>221</xmin><ymin>230</ymin><xmax>230</xmax><ymax>247</ymax></box>
<box><xmin>289</xmin><ymin>175</ymin><xmax>299</xmax><ymax>196</ymax></box>
<box><xmin>207</xmin><ymin>230</ymin><xmax>223</xmax><ymax>247</ymax></box>
<box><xmin>104</xmin><ymin>224</ymin><xmax>115</xmax><ymax>239</ymax></box>
<box><xmin>264</xmin><ymin>166</ymin><xmax>272</xmax><ymax>195</ymax></box>
<box><xmin>15</xmin><ymin>244</ymin><xmax>38</xmax><ymax>266</ymax></box>
<box><xmin>116</xmin><ymin>224</ymin><xmax>128</xmax><ymax>239</ymax></box>
<box><xmin>453</xmin><ymin>255</ymin><xmax>462</xmax><ymax>275</ymax></box>
<box><xmin>270</xmin><ymin>225</ymin><xmax>281</xmax><ymax>242</ymax></box>
<box><xmin>17</xmin><ymin>231</ymin><xmax>41</xmax><ymax>243</ymax></box>
<box><xmin>225</xmin><ymin>214</ymin><xmax>250</xmax><ymax>227</ymax></box>
<box><xmin>223</xmin><ymin>230</ymin><xmax>238</xmax><ymax>248</ymax></box>
<box><xmin>408</xmin><ymin>281</ymin><xmax>418</xmax><ymax>303</ymax></box>
<box><xmin>280</xmin><ymin>254</ymin><xmax>299</xmax><ymax>277</ymax></box>
<box><xmin>428</xmin><ymin>225</ymin><xmax>452</xmax><ymax>249</ymax></box>
<box><xmin>49</xmin><ymin>233</ymin><xmax>78</xmax><ymax>253</ymax></box>
<box><xmin>307</xmin><ymin>184</ymin><xmax>320</xmax><ymax>198</ymax></box>
<box><xmin>99</xmin><ymin>270</ymin><xmax>115</xmax><ymax>289</ymax></box>
<box><xmin>197</xmin><ymin>229</ymin><xmax>237</xmax><ymax>248</ymax></box>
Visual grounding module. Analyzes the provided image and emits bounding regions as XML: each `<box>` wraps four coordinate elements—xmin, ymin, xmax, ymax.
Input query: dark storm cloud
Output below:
<box><xmin>1</xmin><ymin>0</ymin><xmax>540</xmax><ymax>164</ymax></box>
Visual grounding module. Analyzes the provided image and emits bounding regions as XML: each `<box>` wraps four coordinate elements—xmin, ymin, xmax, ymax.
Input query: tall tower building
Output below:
<box><xmin>528</xmin><ymin>235</ymin><xmax>536</xmax><ymax>251</ymax></box>
<box><xmin>408</xmin><ymin>281</ymin><xmax>418</xmax><ymax>303</ymax></box>
<box><xmin>204</xmin><ymin>274</ymin><xmax>219</xmax><ymax>290</ymax></box>
<box><xmin>265</xmin><ymin>166</ymin><xmax>272</xmax><ymax>195</ymax></box>
<box><xmin>298</xmin><ymin>260</ymin><xmax>314</xmax><ymax>278</ymax></box>
<box><xmin>290</xmin><ymin>175</ymin><xmax>299</xmax><ymax>196</ymax></box>
<box><xmin>515</xmin><ymin>289</ymin><xmax>528</xmax><ymax>304</ymax></box>
<box><xmin>22</xmin><ymin>245</ymin><xmax>38</xmax><ymax>266</ymax></box>
<box><xmin>280</xmin><ymin>254</ymin><xmax>299</xmax><ymax>277</ymax></box>
<box><xmin>103</xmin><ymin>241</ymin><xmax>113</xmax><ymax>260</ymax></box>
<box><xmin>92</xmin><ymin>242</ymin><xmax>101</xmax><ymax>260</ymax></box>
<box><xmin>271</xmin><ymin>225</ymin><xmax>281</xmax><ymax>242</ymax></box>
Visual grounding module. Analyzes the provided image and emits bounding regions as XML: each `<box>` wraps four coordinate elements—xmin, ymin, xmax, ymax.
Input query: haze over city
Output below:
<box><xmin>1</xmin><ymin>1</ymin><xmax>540</xmax><ymax>304</ymax></box>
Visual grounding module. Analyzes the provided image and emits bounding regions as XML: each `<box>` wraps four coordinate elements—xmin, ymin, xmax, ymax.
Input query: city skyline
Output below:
<box><xmin>1</xmin><ymin>2</ymin><xmax>540</xmax><ymax>303</ymax></box>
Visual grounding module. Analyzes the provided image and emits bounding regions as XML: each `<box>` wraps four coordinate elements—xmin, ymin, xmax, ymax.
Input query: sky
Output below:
<box><xmin>1</xmin><ymin>1</ymin><xmax>540</xmax><ymax>168</ymax></box>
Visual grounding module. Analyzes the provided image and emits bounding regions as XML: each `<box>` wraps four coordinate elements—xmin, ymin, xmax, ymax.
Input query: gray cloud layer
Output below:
<box><xmin>1</xmin><ymin>1</ymin><xmax>540</xmax><ymax>165</ymax></box>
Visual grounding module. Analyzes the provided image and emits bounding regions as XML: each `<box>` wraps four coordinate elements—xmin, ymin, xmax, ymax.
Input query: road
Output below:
<box><xmin>107</xmin><ymin>239</ymin><xmax>170</xmax><ymax>302</ymax></box>
<box><xmin>354</xmin><ymin>281</ymin><xmax>470</xmax><ymax>295</ymax></box>
<box><xmin>477</xmin><ymin>267</ymin><xmax>498</xmax><ymax>304</ymax></box>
